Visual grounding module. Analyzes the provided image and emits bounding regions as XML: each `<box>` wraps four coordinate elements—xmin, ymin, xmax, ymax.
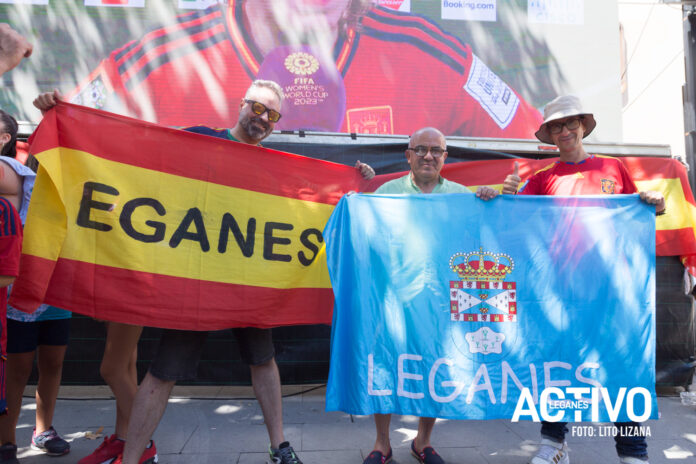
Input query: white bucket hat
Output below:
<box><xmin>535</xmin><ymin>95</ymin><xmax>596</xmax><ymax>144</ymax></box>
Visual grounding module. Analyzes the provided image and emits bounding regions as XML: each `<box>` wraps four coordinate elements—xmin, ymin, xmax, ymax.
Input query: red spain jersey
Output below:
<box><xmin>519</xmin><ymin>155</ymin><xmax>638</xmax><ymax>196</ymax></box>
<box><xmin>69</xmin><ymin>1</ymin><xmax>542</xmax><ymax>138</ymax></box>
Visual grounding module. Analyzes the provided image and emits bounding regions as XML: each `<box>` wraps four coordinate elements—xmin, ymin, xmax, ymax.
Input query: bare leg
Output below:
<box><xmin>250</xmin><ymin>358</ymin><xmax>284</xmax><ymax>448</ymax></box>
<box><xmin>35</xmin><ymin>344</ymin><xmax>67</xmax><ymax>433</ymax></box>
<box><xmin>100</xmin><ymin>322</ymin><xmax>142</xmax><ymax>438</ymax></box>
<box><xmin>0</xmin><ymin>351</ymin><xmax>34</xmax><ymax>444</ymax></box>
<box><xmin>413</xmin><ymin>417</ymin><xmax>436</xmax><ymax>451</ymax></box>
<box><xmin>121</xmin><ymin>372</ymin><xmax>174</xmax><ymax>464</ymax></box>
<box><xmin>372</xmin><ymin>413</ymin><xmax>392</xmax><ymax>453</ymax></box>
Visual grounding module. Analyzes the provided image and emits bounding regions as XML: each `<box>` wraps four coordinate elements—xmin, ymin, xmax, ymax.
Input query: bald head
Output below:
<box><xmin>406</xmin><ymin>126</ymin><xmax>448</xmax><ymax>191</ymax></box>
<box><xmin>410</xmin><ymin>127</ymin><xmax>446</xmax><ymax>149</ymax></box>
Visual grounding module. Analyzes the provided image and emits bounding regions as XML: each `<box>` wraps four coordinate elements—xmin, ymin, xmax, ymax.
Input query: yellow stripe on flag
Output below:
<box><xmin>636</xmin><ymin>178</ymin><xmax>696</xmax><ymax>232</ymax></box>
<box><xmin>29</xmin><ymin>148</ymin><xmax>333</xmax><ymax>289</ymax></box>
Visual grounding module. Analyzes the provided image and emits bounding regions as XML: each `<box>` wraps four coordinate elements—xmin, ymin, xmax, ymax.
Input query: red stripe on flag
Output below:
<box><xmin>29</xmin><ymin>103</ymin><xmax>363</xmax><ymax>205</ymax></box>
<box><xmin>11</xmin><ymin>255</ymin><xmax>333</xmax><ymax>330</ymax></box>
<box><xmin>657</xmin><ymin>228</ymin><xmax>696</xmax><ymax>256</ymax></box>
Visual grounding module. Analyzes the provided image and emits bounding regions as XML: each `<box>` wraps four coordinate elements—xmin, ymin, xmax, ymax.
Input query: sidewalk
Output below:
<box><xmin>12</xmin><ymin>385</ymin><xmax>696</xmax><ymax>464</ymax></box>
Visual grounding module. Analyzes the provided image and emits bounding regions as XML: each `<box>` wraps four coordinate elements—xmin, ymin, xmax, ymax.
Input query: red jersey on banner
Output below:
<box><xmin>69</xmin><ymin>1</ymin><xmax>542</xmax><ymax>138</ymax></box>
<box><xmin>519</xmin><ymin>155</ymin><xmax>638</xmax><ymax>196</ymax></box>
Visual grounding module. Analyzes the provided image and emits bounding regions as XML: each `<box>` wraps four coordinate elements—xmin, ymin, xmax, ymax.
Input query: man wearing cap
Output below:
<box><xmin>502</xmin><ymin>95</ymin><xmax>663</xmax><ymax>464</ymax></box>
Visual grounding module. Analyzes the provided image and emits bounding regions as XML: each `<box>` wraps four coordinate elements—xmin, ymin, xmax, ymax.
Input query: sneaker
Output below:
<box><xmin>363</xmin><ymin>448</ymin><xmax>392</xmax><ymax>464</ymax></box>
<box><xmin>411</xmin><ymin>440</ymin><xmax>445</xmax><ymax>464</ymax></box>
<box><xmin>0</xmin><ymin>443</ymin><xmax>18</xmax><ymax>464</ymax></box>
<box><xmin>619</xmin><ymin>457</ymin><xmax>649</xmax><ymax>464</ymax></box>
<box><xmin>31</xmin><ymin>426</ymin><xmax>70</xmax><ymax>456</ymax></box>
<box><xmin>78</xmin><ymin>434</ymin><xmax>124</xmax><ymax>464</ymax></box>
<box><xmin>107</xmin><ymin>441</ymin><xmax>158</xmax><ymax>464</ymax></box>
<box><xmin>531</xmin><ymin>439</ymin><xmax>569</xmax><ymax>464</ymax></box>
<box><xmin>269</xmin><ymin>441</ymin><xmax>303</xmax><ymax>464</ymax></box>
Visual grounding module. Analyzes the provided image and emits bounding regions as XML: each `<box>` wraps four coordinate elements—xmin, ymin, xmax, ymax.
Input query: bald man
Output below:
<box><xmin>366</xmin><ymin>127</ymin><xmax>494</xmax><ymax>464</ymax></box>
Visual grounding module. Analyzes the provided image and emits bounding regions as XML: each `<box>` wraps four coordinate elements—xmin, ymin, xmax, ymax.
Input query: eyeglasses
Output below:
<box><xmin>406</xmin><ymin>146</ymin><xmax>445</xmax><ymax>158</ymax></box>
<box><xmin>244</xmin><ymin>99</ymin><xmax>282</xmax><ymax>123</ymax></box>
<box><xmin>548</xmin><ymin>117</ymin><xmax>582</xmax><ymax>134</ymax></box>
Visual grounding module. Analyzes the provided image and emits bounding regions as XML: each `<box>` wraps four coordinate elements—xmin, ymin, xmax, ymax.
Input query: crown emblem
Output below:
<box><xmin>449</xmin><ymin>248</ymin><xmax>514</xmax><ymax>282</ymax></box>
<box><xmin>284</xmin><ymin>52</ymin><xmax>320</xmax><ymax>75</ymax></box>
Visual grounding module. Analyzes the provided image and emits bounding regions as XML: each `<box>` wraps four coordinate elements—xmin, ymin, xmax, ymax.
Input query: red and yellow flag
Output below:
<box><xmin>367</xmin><ymin>157</ymin><xmax>696</xmax><ymax>275</ymax></box>
<box><xmin>10</xmin><ymin>103</ymin><xmax>365</xmax><ymax>330</ymax></box>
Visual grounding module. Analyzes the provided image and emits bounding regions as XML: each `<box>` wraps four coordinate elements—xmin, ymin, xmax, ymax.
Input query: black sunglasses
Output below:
<box><xmin>548</xmin><ymin>117</ymin><xmax>582</xmax><ymax>134</ymax></box>
<box><xmin>244</xmin><ymin>99</ymin><xmax>282</xmax><ymax>123</ymax></box>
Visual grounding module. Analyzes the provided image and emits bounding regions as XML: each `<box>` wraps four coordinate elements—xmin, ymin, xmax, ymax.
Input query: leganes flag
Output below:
<box><xmin>11</xmin><ymin>102</ymin><xmax>365</xmax><ymax>330</ymax></box>
<box><xmin>324</xmin><ymin>193</ymin><xmax>658</xmax><ymax>422</ymax></box>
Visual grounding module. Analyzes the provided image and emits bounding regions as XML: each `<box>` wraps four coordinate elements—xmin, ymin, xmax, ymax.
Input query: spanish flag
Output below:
<box><xmin>10</xmin><ymin>103</ymin><xmax>364</xmax><ymax>330</ymax></box>
<box><xmin>367</xmin><ymin>157</ymin><xmax>696</xmax><ymax>276</ymax></box>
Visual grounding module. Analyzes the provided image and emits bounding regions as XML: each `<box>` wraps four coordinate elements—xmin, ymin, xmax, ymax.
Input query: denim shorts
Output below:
<box><xmin>7</xmin><ymin>318</ymin><xmax>71</xmax><ymax>353</ymax></box>
<box><xmin>149</xmin><ymin>327</ymin><xmax>275</xmax><ymax>381</ymax></box>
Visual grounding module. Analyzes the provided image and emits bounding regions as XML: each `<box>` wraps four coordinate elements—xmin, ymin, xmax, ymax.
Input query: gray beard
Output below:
<box><xmin>241</xmin><ymin>117</ymin><xmax>271</xmax><ymax>141</ymax></box>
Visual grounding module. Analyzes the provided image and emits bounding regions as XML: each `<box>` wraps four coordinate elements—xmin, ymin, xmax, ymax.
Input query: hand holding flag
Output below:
<box><xmin>33</xmin><ymin>90</ymin><xmax>64</xmax><ymax>116</ymax></box>
<box><xmin>475</xmin><ymin>185</ymin><xmax>498</xmax><ymax>200</ymax></box>
<box><xmin>639</xmin><ymin>190</ymin><xmax>666</xmax><ymax>213</ymax></box>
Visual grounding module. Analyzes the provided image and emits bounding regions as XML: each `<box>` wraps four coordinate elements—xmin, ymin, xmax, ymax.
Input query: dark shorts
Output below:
<box><xmin>149</xmin><ymin>327</ymin><xmax>275</xmax><ymax>381</ymax></box>
<box><xmin>7</xmin><ymin>318</ymin><xmax>71</xmax><ymax>353</ymax></box>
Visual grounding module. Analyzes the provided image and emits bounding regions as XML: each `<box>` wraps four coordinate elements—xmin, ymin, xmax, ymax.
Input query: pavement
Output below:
<box><xmin>10</xmin><ymin>384</ymin><xmax>696</xmax><ymax>464</ymax></box>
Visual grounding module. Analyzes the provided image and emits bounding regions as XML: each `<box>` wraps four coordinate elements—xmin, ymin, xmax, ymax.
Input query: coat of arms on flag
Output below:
<box><xmin>449</xmin><ymin>248</ymin><xmax>516</xmax><ymax>355</ymax></box>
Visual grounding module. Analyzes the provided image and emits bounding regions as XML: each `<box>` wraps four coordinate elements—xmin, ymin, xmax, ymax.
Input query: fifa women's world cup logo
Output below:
<box><xmin>449</xmin><ymin>248</ymin><xmax>516</xmax><ymax>355</ymax></box>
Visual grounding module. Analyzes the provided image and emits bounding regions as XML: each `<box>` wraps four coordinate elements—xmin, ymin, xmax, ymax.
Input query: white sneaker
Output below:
<box><xmin>619</xmin><ymin>457</ymin><xmax>649</xmax><ymax>464</ymax></box>
<box><xmin>530</xmin><ymin>438</ymin><xmax>569</xmax><ymax>464</ymax></box>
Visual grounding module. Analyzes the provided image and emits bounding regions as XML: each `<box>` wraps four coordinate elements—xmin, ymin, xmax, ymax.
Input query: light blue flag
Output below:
<box><xmin>323</xmin><ymin>193</ymin><xmax>657</xmax><ymax>422</ymax></box>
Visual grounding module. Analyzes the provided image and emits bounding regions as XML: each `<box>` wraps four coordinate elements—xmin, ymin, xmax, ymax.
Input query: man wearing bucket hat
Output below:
<box><xmin>502</xmin><ymin>95</ymin><xmax>664</xmax><ymax>212</ymax></box>
<box><xmin>502</xmin><ymin>95</ymin><xmax>663</xmax><ymax>464</ymax></box>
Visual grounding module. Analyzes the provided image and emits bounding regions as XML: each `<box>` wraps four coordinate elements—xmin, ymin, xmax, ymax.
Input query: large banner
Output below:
<box><xmin>3</xmin><ymin>0</ymin><xmax>623</xmax><ymax>141</ymax></box>
<box><xmin>9</xmin><ymin>102</ymin><xmax>365</xmax><ymax>330</ymax></box>
<box><xmin>324</xmin><ymin>193</ymin><xmax>658</xmax><ymax>421</ymax></box>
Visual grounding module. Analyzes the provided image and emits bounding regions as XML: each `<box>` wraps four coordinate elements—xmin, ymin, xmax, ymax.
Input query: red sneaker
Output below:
<box><xmin>108</xmin><ymin>441</ymin><xmax>158</xmax><ymax>464</ymax></box>
<box><xmin>78</xmin><ymin>434</ymin><xmax>124</xmax><ymax>464</ymax></box>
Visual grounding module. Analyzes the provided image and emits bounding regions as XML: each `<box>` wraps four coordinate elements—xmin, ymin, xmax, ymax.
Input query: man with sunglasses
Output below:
<box><xmin>35</xmin><ymin>79</ymin><xmax>376</xmax><ymax>464</ymax></box>
<box><xmin>501</xmin><ymin>95</ymin><xmax>663</xmax><ymax>464</ymax></box>
<box><xmin>365</xmin><ymin>127</ymin><xmax>495</xmax><ymax>464</ymax></box>
<box><xmin>114</xmin><ymin>79</ymin><xmax>366</xmax><ymax>464</ymax></box>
